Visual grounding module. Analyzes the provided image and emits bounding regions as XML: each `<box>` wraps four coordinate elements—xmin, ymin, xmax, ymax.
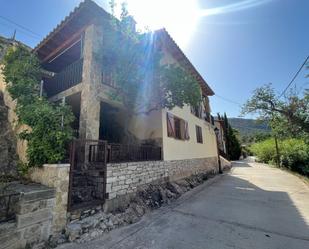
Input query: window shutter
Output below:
<box><xmin>199</xmin><ymin>105</ymin><xmax>203</xmax><ymax>118</ymax></box>
<box><xmin>166</xmin><ymin>113</ymin><xmax>175</xmax><ymax>137</ymax></box>
<box><xmin>185</xmin><ymin>121</ymin><xmax>190</xmax><ymax>140</ymax></box>
<box><xmin>190</xmin><ymin>106</ymin><xmax>195</xmax><ymax>114</ymax></box>
<box><xmin>180</xmin><ymin>120</ymin><xmax>186</xmax><ymax>140</ymax></box>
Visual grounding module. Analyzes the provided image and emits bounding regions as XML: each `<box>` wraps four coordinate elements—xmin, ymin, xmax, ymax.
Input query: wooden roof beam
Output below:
<box><xmin>42</xmin><ymin>28</ymin><xmax>85</xmax><ymax>63</ymax></box>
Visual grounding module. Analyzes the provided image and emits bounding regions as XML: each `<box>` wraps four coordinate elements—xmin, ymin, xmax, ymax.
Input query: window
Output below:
<box><xmin>196</xmin><ymin>125</ymin><xmax>203</xmax><ymax>143</ymax></box>
<box><xmin>190</xmin><ymin>104</ymin><xmax>203</xmax><ymax>118</ymax></box>
<box><xmin>166</xmin><ymin>113</ymin><xmax>189</xmax><ymax>140</ymax></box>
<box><xmin>174</xmin><ymin>117</ymin><xmax>182</xmax><ymax>140</ymax></box>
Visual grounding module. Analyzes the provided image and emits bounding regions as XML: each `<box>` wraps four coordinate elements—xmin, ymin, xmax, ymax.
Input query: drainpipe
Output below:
<box><xmin>61</xmin><ymin>97</ymin><xmax>66</xmax><ymax>129</ymax></box>
<box><xmin>39</xmin><ymin>80</ymin><xmax>44</xmax><ymax>98</ymax></box>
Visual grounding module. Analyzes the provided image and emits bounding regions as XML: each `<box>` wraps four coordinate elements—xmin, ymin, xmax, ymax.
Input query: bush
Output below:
<box><xmin>2</xmin><ymin>46</ymin><xmax>74</xmax><ymax>168</ymax></box>
<box><xmin>280</xmin><ymin>139</ymin><xmax>309</xmax><ymax>176</ymax></box>
<box><xmin>250</xmin><ymin>138</ymin><xmax>309</xmax><ymax>176</ymax></box>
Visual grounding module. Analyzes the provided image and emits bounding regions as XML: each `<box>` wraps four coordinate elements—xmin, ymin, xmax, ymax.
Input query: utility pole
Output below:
<box><xmin>11</xmin><ymin>29</ymin><xmax>16</xmax><ymax>41</ymax></box>
<box><xmin>270</xmin><ymin>113</ymin><xmax>280</xmax><ymax>167</ymax></box>
<box><xmin>274</xmin><ymin>135</ymin><xmax>280</xmax><ymax>167</ymax></box>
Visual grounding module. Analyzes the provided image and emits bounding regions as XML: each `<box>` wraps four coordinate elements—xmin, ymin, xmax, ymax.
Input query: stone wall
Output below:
<box><xmin>220</xmin><ymin>156</ymin><xmax>232</xmax><ymax>171</ymax></box>
<box><xmin>105</xmin><ymin>157</ymin><xmax>218</xmax><ymax>209</ymax></box>
<box><xmin>29</xmin><ymin>164</ymin><xmax>70</xmax><ymax>233</ymax></box>
<box><xmin>0</xmin><ymin>66</ymin><xmax>28</xmax><ymax>163</ymax></box>
<box><xmin>0</xmin><ymin>183</ymin><xmax>55</xmax><ymax>249</ymax></box>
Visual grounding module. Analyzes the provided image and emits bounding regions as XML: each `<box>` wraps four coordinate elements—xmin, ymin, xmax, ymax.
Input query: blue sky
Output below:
<box><xmin>0</xmin><ymin>0</ymin><xmax>308</xmax><ymax>118</ymax></box>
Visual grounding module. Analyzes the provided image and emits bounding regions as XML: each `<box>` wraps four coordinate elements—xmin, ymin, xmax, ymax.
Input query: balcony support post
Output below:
<box><xmin>79</xmin><ymin>23</ymin><xmax>103</xmax><ymax>140</ymax></box>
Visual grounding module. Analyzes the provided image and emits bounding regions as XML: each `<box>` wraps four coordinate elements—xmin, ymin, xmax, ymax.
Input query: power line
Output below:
<box><xmin>0</xmin><ymin>21</ymin><xmax>41</xmax><ymax>40</ymax></box>
<box><xmin>0</xmin><ymin>15</ymin><xmax>42</xmax><ymax>38</ymax></box>
<box><xmin>214</xmin><ymin>94</ymin><xmax>242</xmax><ymax>106</ymax></box>
<box><xmin>279</xmin><ymin>55</ymin><xmax>309</xmax><ymax>98</ymax></box>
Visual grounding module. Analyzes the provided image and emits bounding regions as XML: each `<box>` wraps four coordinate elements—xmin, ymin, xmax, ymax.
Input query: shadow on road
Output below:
<box><xmin>58</xmin><ymin>160</ymin><xmax>309</xmax><ymax>249</ymax></box>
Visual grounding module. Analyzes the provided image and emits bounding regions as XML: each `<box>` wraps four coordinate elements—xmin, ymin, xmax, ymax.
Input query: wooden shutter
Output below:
<box><xmin>198</xmin><ymin>104</ymin><xmax>203</xmax><ymax>118</ymax></box>
<box><xmin>184</xmin><ymin>121</ymin><xmax>190</xmax><ymax>140</ymax></box>
<box><xmin>166</xmin><ymin>112</ymin><xmax>175</xmax><ymax>137</ymax></box>
<box><xmin>180</xmin><ymin>120</ymin><xmax>186</xmax><ymax>140</ymax></box>
<box><xmin>190</xmin><ymin>106</ymin><xmax>195</xmax><ymax>114</ymax></box>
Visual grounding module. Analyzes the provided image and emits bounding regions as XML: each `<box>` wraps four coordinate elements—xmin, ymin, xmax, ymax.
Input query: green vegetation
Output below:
<box><xmin>228</xmin><ymin>118</ymin><xmax>271</xmax><ymax>144</ymax></box>
<box><xmin>243</xmin><ymin>77</ymin><xmax>309</xmax><ymax>176</ymax></box>
<box><xmin>102</xmin><ymin>1</ymin><xmax>202</xmax><ymax>116</ymax></box>
<box><xmin>221</xmin><ymin>113</ymin><xmax>241</xmax><ymax>160</ymax></box>
<box><xmin>250</xmin><ymin>138</ymin><xmax>309</xmax><ymax>176</ymax></box>
<box><xmin>2</xmin><ymin>46</ymin><xmax>74</xmax><ymax>169</ymax></box>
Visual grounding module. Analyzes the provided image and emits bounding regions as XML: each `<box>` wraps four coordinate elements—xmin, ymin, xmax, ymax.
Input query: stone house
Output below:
<box><xmin>0</xmin><ymin>0</ymin><xmax>230</xmax><ymax>235</ymax></box>
<box><xmin>32</xmin><ymin>0</ymin><xmax>221</xmax><ymax>209</ymax></box>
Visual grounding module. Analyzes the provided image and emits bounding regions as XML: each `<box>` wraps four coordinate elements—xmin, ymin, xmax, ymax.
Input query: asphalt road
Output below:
<box><xmin>58</xmin><ymin>159</ymin><xmax>309</xmax><ymax>249</ymax></box>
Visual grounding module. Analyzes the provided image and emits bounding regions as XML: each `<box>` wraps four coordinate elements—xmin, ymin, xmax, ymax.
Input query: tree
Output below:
<box><xmin>2</xmin><ymin>46</ymin><xmax>74</xmax><ymax>169</ymax></box>
<box><xmin>242</xmin><ymin>84</ymin><xmax>309</xmax><ymax>137</ymax></box>
<box><xmin>223</xmin><ymin>113</ymin><xmax>241</xmax><ymax>160</ymax></box>
<box><xmin>100</xmin><ymin>1</ymin><xmax>202</xmax><ymax>117</ymax></box>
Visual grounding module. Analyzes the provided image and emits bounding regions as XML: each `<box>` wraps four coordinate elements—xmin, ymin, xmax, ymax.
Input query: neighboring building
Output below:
<box><xmin>1</xmin><ymin>0</ymin><xmax>223</xmax><ymax>219</ymax></box>
<box><xmin>214</xmin><ymin>118</ymin><xmax>227</xmax><ymax>156</ymax></box>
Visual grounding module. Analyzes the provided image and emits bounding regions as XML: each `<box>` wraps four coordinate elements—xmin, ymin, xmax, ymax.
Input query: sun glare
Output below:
<box><xmin>106</xmin><ymin>0</ymin><xmax>273</xmax><ymax>48</ymax></box>
<box><xmin>123</xmin><ymin>0</ymin><xmax>200</xmax><ymax>48</ymax></box>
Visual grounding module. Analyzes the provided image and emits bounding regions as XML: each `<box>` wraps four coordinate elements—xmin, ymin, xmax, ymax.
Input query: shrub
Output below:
<box><xmin>249</xmin><ymin>139</ymin><xmax>277</xmax><ymax>163</ymax></box>
<box><xmin>250</xmin><ymin>138</ymin><xmax>309</xmax><ymax>176</ymax></box>
<box><xmin>2</xmin><ymin>46</ymin><xmax>74</xmax><ymax>168</ymax></box>
<box><xmin>279</xmin><ymin>139</ymin><xmax>309</xmax><ymax>176</ymax></box>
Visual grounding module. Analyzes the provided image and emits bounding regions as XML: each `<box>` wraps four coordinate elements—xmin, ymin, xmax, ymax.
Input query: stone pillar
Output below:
<box><xmin>79</xmin><ymin>23</ymin><xmax>103</xmax><ymax>140</ymax></box>
<box><xmin>29</xmin><ymin>164</ymin><xmax>70</xmax><ymax>233</ymax></box>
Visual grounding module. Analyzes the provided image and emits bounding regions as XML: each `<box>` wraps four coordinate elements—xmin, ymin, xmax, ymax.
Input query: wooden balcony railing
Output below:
<box><xmin>204</xmin><ymin>112</ymin><xmax>215</xmax><ymax>126</ymax></box>
<box><xmin>101</xmin><ymin>70</ymin><xmax>117</xmax><ymax>88</ymax></box>
<box><xmin>44</xmin><ymin>58</ymin><xmax>83</xmax><ymax>97</ymax></box>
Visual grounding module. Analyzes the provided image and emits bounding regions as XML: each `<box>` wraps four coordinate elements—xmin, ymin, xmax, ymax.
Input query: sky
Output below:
<box><xmin>0</xmin><ymin>0</ymin><xmax>308</xmax><ymax>118</ymax></box>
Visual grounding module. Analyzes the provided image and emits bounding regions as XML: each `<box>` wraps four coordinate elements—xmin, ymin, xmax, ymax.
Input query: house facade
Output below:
<box><xmin>0</xmin><ymin>0</ymin><xmax>223</xmax><ymax>228</ymax></box>
<box><xmin>33</xmin><ymin>0</ymin><xmax>220</xmax><ymax>211</ymax></box>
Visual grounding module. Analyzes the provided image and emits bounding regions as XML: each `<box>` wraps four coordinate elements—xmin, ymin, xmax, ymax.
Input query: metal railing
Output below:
<box><xmin>107</xmin><ymin>143</ymin><xmax>162</xmax><ymax>163</ymax></box>
<box><xmin>0</xmin><ymin>192</ymin><xmax>20</xmax><ymax>223</ymax></box>
<box><xmin>44</xmin><ymin>58</ymin><xmax>83</xmax><ymax>97</ymax></box>
<box><xmin>67</xmin><ymin>139</ymin><xmax>162</xmax><ymax>211</ymax></box>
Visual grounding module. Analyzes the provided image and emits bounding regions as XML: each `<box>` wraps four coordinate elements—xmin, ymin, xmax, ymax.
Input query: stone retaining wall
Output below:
<box><xmin>105</xmin><ymin>157</ymin><xmax>218</xmax><ymax>210</ymax></box>
<box><xmin>0</xmin><ymin>183</ymin><xmax>55</xmax><ymax>249</ymax></box>
<box><xmin>220</xmin><ymin>156</ymin><xmax>232</xmax><ymax>171</ymax></box>
<box><xmin>29</xmin><ymin>164</ymin><xmax>70</xmax><ymax>233</ymax></box>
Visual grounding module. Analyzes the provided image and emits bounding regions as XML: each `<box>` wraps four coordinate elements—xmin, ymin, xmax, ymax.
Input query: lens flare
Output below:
<box><xmin>199</xmin><ymin>0</ymin><xmax>272</xmax><ymax>16</ymax></box>
<box><xmin>124</xmin><ymin>0</ymin><xmax>200</xmax><ymax>47</ymax></box>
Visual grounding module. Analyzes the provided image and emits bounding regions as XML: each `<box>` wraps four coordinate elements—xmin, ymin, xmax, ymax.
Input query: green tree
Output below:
<box><xmin>223</xmin><ymin>113</ymin><xmax>241</xmax><ymax>160</ymax></box>
<box><xmin>242</xmin><ymin>84</ymin><xmax>309</xmax><ymax>137</ymax></box>
<box><xmin>2</xmin><ymin>46</ymin><xmax>74</xmax><ymax>168</ymax></box>
<box><xmin>101</xmin><ymin>1</ymin><xmax>202</xmax><ymax>116</ymax></box>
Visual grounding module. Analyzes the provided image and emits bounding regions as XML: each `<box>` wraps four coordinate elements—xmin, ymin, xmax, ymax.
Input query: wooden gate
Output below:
<box><xmin>68</xmin><ymin>139</ymin><xmax>108</xmax><ymax>211</ymax></box>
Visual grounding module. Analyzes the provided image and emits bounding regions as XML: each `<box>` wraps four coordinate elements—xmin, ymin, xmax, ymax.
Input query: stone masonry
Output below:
<box><xmin>105</xmin><ymin>157</ymin><xmax>218</xmax><ymax>209</ymax></box>
<box><xmin>0</xmin><ymin>183</ymin><xmax>55</xmax><ymax>249</ymax></box>
<box><xmin>29</xmin><ymin>164</ymin><xmax>70</xmax><ymax>233</ymax></box>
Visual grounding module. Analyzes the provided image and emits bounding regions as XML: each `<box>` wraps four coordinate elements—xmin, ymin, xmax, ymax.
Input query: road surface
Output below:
<box><xmin>58</xmin><ymin>159</ymin><xmax>309</xmax><ymax>249</ymax></box>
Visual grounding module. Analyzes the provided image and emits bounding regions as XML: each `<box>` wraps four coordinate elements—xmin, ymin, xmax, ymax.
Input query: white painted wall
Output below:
<box><xmin>162</xmin><ymin>105</ymin><xmax>218</xmax><ymax>160</ymax></box>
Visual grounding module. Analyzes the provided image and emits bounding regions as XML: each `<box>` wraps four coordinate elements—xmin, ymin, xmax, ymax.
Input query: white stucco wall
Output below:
<box><xmin>162</xmin><ymin>105</ymin><xmax>218</xmax><ymax>161</ymax></box>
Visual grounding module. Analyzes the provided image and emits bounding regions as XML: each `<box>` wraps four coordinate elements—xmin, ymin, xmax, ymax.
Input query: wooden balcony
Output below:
<box><xmin>44</xmin><ymin>58</ymin><xmax>83</xmax><ymax>97</ymax></box>
<box><xmin>101</xmin><ymin>70</ymin><xmax>117</xmax><ymax>88</ymax></box>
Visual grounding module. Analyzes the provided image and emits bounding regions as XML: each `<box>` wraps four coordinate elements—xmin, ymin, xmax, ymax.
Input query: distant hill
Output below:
<box><xmin>228</xmin><ymin>118</ymin><xmax>271</xmax><ymax>137</ymax></box>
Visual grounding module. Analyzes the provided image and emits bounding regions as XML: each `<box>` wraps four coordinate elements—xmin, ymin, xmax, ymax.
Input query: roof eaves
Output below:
<box><xmin>33</xmin><ymin>0</ymin><xmax>110</xmax><ymax>53</ymax></box>
<box><xmin>157</xmin><ymin>28</ymin><xmax>215</xmax><ymax>96</ymax></box>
